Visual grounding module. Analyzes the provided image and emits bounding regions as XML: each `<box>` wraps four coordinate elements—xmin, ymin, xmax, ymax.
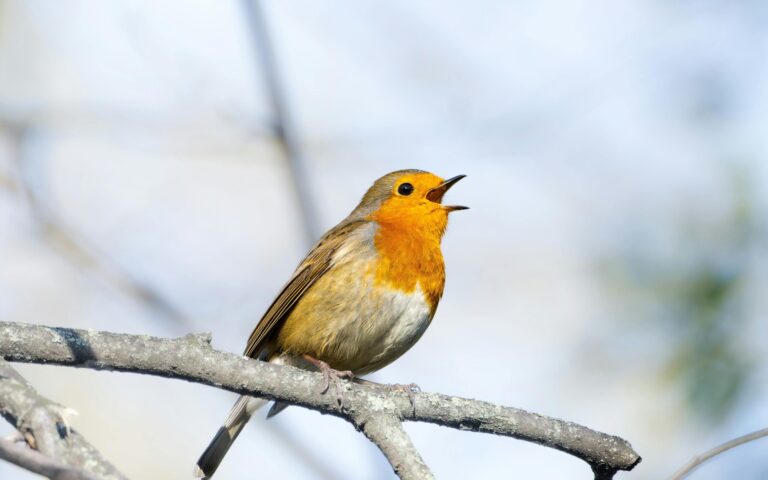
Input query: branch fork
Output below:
<box><xmin>0</xmin><ymin>322</ymin><xmax>641</xmax><ymax>479</ymax></box>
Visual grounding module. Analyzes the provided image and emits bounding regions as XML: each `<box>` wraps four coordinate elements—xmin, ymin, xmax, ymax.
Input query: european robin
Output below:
<box><xmin>194</xmin><ymin>169</ymin><xmax>466</xmax><ymax>478</ymax></box>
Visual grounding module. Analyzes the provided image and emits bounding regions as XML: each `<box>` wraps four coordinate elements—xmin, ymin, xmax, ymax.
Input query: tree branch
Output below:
<box><xmin>0</xmin><ymin>437</ymin><xmax>99</xmax><ymax>480</ymax></box>
<box><xmin>0</xmin><ymin>359</ymin><xmax>127</xmax><ymax>479</ymax></box>
<box><xmin>0</xmin><ymin>322</ymin><xmax>641</xmax><ymax>479</ymax></box>
<box><xmin>360</xmin><ymin>414</ymin><xmax>434</xmax><ymax>480</ymax></box>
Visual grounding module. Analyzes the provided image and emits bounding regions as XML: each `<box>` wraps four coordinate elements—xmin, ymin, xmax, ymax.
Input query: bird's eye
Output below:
<box><xmin>397</xmin><ymin>183</ymin><xmax>414</xmax><ymax>196</ymax></box>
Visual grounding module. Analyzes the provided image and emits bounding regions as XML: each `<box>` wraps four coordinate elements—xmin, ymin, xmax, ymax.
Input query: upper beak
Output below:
<box><xmin>426</xmin><ymin>174</ymin><xmax>468</xmax><ymax>211</ymax></box>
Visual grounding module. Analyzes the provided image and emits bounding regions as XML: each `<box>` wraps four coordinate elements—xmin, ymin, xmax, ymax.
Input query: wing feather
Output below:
<box><xmin>243</xmin><ymin>219</ymin><xmax>368</xmax><ymax>358</ymax></box>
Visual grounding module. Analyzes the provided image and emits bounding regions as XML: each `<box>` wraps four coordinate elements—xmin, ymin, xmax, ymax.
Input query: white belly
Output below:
<box><xmin>324</xmin><ymin>283</ymin><xmax>433</xmax><ymax>374</ymax></box>
<box><xmin>376</xmin><ymin>287</ymin><xmax>432</xmax><ymax>361</ymax></box>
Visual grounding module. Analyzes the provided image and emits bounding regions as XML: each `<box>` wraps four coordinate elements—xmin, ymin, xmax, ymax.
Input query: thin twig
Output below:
<box><xmin>669</xmin><ymin>427</ymin><xmax>768</xmax><ymax>480</ymax></box>
<box><xmin>0</xmin><ymin>321</ymin><xmax>641</xmax><ymax>479</ymax></box>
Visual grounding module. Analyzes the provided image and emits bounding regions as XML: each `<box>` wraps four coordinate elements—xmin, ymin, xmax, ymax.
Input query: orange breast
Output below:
<box><xmin>368</xmin><ymin>216</ymin><xmax>446</xmax><ymax>314</ymax></box>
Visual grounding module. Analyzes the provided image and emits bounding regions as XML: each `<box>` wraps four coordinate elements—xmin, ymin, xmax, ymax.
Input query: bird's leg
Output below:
<box><xmin>353</xmin><ymin>378</ymin><xmax>421</xmax><ymax>414</ymax></box>
<box><xmin>301</xmin><ymin>354</ymin><xmax>354</xmax><ymax>406</ymax></box>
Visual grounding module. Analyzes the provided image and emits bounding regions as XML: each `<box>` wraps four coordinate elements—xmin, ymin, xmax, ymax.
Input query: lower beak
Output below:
<box><xmin>426</xmin><ymin>174</ymin><xmax>468</xmax><ymax>211</ymax></box>
<box><xmin>444</xmin><ymin>204</ymin><xmax>469</xmax><ymax>212</ymax></box>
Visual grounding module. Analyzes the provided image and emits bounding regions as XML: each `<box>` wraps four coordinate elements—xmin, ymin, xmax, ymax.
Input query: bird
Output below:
<box><xmin>194</xmin><ymin>169</ymin><xmax>466</xmax><ymax>478</ymax></box>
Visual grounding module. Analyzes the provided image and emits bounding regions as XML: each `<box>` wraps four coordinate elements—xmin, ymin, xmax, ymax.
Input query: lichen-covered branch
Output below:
<box><xmin>0</xmin><ymin>437</ymin><xmax>99</xmax><ymax>480</ymax></box>
<box><xmin>0</xmin><ymin>322</ymin><xmax>641</xmax><ymax>479</ymax></box>
<box><xmin>0</xmin><ymin>359</ymin><xmax>127</xmax><ymax>479</ymax></box>
<box><xmin>359</xmin><ymin>414</ymin><xmax>434</xmax><ymax>480</ymax></box>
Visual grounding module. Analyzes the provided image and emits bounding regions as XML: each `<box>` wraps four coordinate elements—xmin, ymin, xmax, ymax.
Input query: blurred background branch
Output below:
<box><xmin>0</xmin><ymin>119</ymin><xmax>188</xmax><ymax>327</ymax></box>
<box><xmin>241</xmin><ymin>0</ymin><xmax>320</xmax><ymax>244</ymax></box>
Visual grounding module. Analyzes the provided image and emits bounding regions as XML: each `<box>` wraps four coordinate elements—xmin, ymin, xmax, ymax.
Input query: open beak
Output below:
<box><xmin>426</xmin><ymin>174</ymin><xmax>468</xmax><ymax>211</ymax></box>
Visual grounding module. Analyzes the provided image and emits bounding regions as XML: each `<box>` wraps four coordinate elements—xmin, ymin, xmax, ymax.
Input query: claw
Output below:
<box><xmin>301</xmin><ymin>355</ymin><xmax>354</xmax><ymax>408</ymax></box>
<box><xmin>391</xmin><ymin>383</ymin><xmax>420</xmax><ymax>414</ymax></box>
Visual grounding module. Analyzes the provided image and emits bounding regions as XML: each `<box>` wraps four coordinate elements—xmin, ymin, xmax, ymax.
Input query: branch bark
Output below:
<box><xmin>0</xmin><ymin>358</ymin><xmax>127</xmax><ymax>479</ymax></box>
<box><xmin>0</xmin><ymin>322</ymin><xmax>641</xmax><ymax>479</ymax></box>
<box><xmin>360</xmin><ymin>414</ymin><xmax>434</xmax><ymax>479</ymax></box>
<box><xmin>0</xmin><ymin>437</ymin><xmax>99</xmax><ymax>480</ymax></box>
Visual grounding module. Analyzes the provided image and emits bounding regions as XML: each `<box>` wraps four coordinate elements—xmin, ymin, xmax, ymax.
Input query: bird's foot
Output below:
<box><xmin>390</xmin><ymin>382</ymin><xmax>421</xmax><ymax>414</ymax></box>
<box><xmin>301</xmin><ymin>354</ymin><xmax>354</xmax><ymax>407</ymax></box>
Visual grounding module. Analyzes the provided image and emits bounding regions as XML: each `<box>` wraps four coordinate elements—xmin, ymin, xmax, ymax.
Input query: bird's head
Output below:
<box><xmin>352</xmin><ymin>169</ymin><xmax>467</xmax><ymax>238</ymax></box>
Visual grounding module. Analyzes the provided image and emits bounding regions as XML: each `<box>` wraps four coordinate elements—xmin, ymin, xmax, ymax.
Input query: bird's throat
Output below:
<box><xmin>369</xmin><ymin>219</ymin><xmax>446</xmax><ymax>314</ymax></box>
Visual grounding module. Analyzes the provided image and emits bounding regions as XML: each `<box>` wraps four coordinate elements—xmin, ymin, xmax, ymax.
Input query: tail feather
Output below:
<box><xmin>266</xmin><ymin>401</ymin><xmax>290</xmax><ymax>418</ymax></box>
<box><xmin>194</xmin><ymin>395</ymin><xmax>267</xmax><ymax>479</ymax></box>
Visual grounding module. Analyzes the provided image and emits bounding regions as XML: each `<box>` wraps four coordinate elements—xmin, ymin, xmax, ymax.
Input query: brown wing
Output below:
<box><xmin>243</xmin><ymin>219</ymin><xmax>368</xmax><ymax>358</ymax></box>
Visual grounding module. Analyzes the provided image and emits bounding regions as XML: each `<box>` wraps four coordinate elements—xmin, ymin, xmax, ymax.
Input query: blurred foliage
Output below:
<box><xmin>607</xmin><ymin>167</ymin><xmax>760</xmax><ymax>424</ymax></box>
